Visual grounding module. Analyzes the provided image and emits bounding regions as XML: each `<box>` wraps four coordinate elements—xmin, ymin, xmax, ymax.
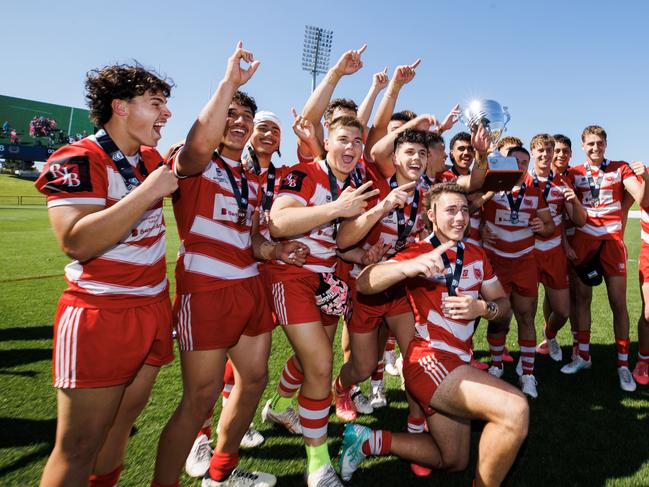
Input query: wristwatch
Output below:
<box><xmin>485</xmin><ymin>301</ymin><xmax>498</xmax><ymax>320</ymax></box>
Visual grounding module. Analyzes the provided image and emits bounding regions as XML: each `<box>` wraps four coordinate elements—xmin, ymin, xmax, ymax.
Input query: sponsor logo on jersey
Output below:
<box><xmin>44</xmin><ymin>156</ymin><xmax>92</xmax><ymax>193</ymax></box>
<box><xmin>280</xmin><ymin>170</ymin><xmax>306</xmax><ymax>192</ymax></box>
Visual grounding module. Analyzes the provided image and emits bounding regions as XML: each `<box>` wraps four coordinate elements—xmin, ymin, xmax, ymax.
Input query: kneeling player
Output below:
<box><xmin>340</xmin><ymin>183</ymin><xmax>527</xmax><ymax>487</ymax></box>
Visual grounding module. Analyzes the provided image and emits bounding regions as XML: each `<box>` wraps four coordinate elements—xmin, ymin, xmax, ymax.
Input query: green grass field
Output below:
<box><xmin>1</xmin><ymin>174</ymin><xmax>648</xmax><ymax>486</ymax></box>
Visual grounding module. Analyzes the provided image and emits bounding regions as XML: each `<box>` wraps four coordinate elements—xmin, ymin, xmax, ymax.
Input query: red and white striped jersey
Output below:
<box><xmin>568</xmin><ymin>161</ymin><xmax>636</xmax><ymax>241</ymax></box>
<box><xmin>267</xmin><ymin>159</ymin><xmax>347</xmax><ymax>276</ymax></box>
<box><xmin>35</xmin><ymin>137</ymin><xmax>168</xmax><ymax>307</ymax></box>
<box><xmin>349</xmin><ymin>165</ymin><xmax>427</xmax><ymax>278</ymax></box>
<box><xmin>171</xmin><ymin>149</ymin><xmax>260</xmax><ymax>293</ymax></box>
<box><xmin>526</xmin><ymin>172</ymin><xmax>573</xmax><ymax>252</ymax></box>
<box><xmin>482</xmin><ymin>184</ymin><xmax>548</xmax><ymax>258</ymax></box>
<box><xmin>641</xmin><ymin>206</ymin><xmax>649</xmax><ymax>247</ymax></box>
<box><xmin>390</xmin><ymin>236</ymin><xmax>498</xmax><ymax>362</ymax></box>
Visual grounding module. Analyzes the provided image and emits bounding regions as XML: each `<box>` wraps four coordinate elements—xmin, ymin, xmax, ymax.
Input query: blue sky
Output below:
<box><xmin>4</xmin><ymin>0</ymin><xmax>648</xmax><ymax>165</ymax></box>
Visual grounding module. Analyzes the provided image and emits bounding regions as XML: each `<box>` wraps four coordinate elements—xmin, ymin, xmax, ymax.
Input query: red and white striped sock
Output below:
<box><xmin>407</xmin><ymin>415</ymin><xmax>426</xmax><ymax>434</ymax></box>
<box><xmin>519</xmin><ymin>339</ymin><xmax>536</xmax><ymax>375</ymax></box>
<box><xmin>221</xmin><ymin>360</ymin><xmax>235</xmax><ymax>408</ymax></box>
<box><xmin>615</xmin><ymin>338</ymin><xmax>630</xmax><ymax>367</ymax></box>
<box><xmin>385</xmin><ymin>335</ymin><xmax>396</xmax><ymax>352</ymax></box>
<box><xmin>89</xmin><ymin>465</ymin><xmax>123</xmax><ymax>487</ymax></box>
<box><xmin>278</xmin><ymin>356</ymin><xmax>304</xmax><ymax>397</ymax></box>
<box><xmin>209</xmin><ymin>452</ymin><xmax>239</xmax><ymax>482</ymax></box>
<box><xmin>298</xmin><ymin>393</ymin><xmax>331</xmax><ymax>440</ymax></box>
<box><xmin>371</xmin><ymin>359</ymin><xmax>384</xmax><ymax>384</ymax></box>
<box><xmin>361</xmin><ymin>430</ymin><xmax>392</xmax><ymax>456</ymax></box>
<box><xmin>638</xmin><ymin>349</ymin><xmax>649</xmax><ymax>364</ymax></box>
<box><xmin>576</xmin><ymin>331</ymin><xmax>591</xmax><ymax>361</ymax></box>
<box><xmin>488</xmin><ymin>335</ymin><xmax>506</xmax><ymax>368</ymax></box>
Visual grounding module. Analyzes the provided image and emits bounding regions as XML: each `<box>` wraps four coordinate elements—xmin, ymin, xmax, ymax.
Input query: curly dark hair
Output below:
<box><xmin>85</xmin><ymin>63</ymin><xmax>174</xmax><ymax>126</ymax></box>
<box><xmin>553</xmin><ymin>133</ymin><xmax>572</xmax><ymax>148</ymax></box>
<box><xmin>394</xmin><ymin>128</ymin><xmax>430</xmax><ymax>152</ymax></box>
<box><xmin>232</xmin><ymin>90</ymin><xmax>257</xmax><ymax>116</ymax></box>
<box><xmin>324</xmin><ymin>98</ymin><xmax>358</xmax><ymax>123</ymax></box>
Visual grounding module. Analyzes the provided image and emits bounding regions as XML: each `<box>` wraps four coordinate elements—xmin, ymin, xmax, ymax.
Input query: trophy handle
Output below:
<box><xmin>502</xmin><ymin>106</ymin><xmax>511</xmax><ymax>127</ymax></box>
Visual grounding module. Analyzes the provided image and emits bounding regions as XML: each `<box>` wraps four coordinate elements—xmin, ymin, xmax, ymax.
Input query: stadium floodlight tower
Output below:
<box><xmin>302</xmin><ymin>25</ymin><xmax>333</xmax><ymax>92</ymax></box>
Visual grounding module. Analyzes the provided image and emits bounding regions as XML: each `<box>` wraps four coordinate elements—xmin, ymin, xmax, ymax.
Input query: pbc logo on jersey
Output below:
<box><xmin>44</xmin><ymin>156</ymin><xmax>92</xmax><ymax>193</ymax></box>
<box><xmin>474</xmin><ymin>267</ymin><xmax>482</xmax><ymax>280</ymax></box>
<box><xmin>280</xmin><ymin>170</ymin><xmax>306</xmax><ymax>192</ymax></box>
<box><xmin>551</xmin><ymin>188</ymin><xmax>562</xmax><ymax>198</ymax></box>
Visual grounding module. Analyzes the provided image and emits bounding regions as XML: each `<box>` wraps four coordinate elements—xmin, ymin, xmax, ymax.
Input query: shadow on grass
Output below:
<box><xmin>0</xmin><ymin>417</ymin><xmax>56</xmax><ymax>449</ymax></box>
<box><xmin>0</xmin><ymin>325</ymin><xmax>51</xmax><ymax>342</ymax></box>
<box><xmin>0</xmin><ymin>348</ymin><xmax>51</xmax><ymax>368</ymax></box>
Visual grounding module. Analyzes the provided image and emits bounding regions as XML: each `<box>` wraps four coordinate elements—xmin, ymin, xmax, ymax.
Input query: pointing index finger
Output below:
<box><xmin>410</xmin><ymin>58</ymin><xmax>421</xmax><ymax>69</ymax></box>
<box><xmin>357</xmin><ymin>44</ymin><xmax>368</xmax><ymax>54</ymax></box>
<box><xmin>398</xmin><ymin>181</ymin><xmax>418</xmax><ymax>191</ymax></box>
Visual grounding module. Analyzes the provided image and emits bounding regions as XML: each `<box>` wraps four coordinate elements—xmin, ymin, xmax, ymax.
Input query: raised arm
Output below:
<box><xmin>299</xmin><ymin>44</ymin><xmax>367</xmax><ymax>155</ymax></box>
<box><xmin>456</xmin><ymin>124</ymin><xmax>490</xmax><ymax>192</ymax></box>
<box><xmin>370</xmin><ymin>114</ymin><xmax>435</xmax><ymax>177</ymax></box>
<box><xmin>364</xmin><ymin>60</ymin><xmax>420</xmax><ymax>160</ymax></box>
<box><xmin>176</xmin><ymin>41</ymin><xmax>260</xmax><ymax>177</ymax></box>
<box><xmin>356</xmin><ymin>68</ymin><xmax>389</xmax><ymax>133</ymax></box>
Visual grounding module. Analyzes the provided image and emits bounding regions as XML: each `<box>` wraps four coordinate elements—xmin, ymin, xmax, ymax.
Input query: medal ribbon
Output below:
<box><xmin>585</xmin><ymin>159</ymin><xmax>608</xmax><ymax>204</ymax></box>
<box><xmin>215</xmin><ymin>153</ymin><xmax>249</xmax><ymax>223</ymax></box>
<box><xmin>430</xmin><ymin>234</ymin><xmax>464</xmax><ymax>296</ymax></box>
<box><xmin>95</xmin><ymin>129</ymin><xmax>153</xmax><ymax>191</ymax></box>
<box><xmin>506</xmin><ymin>183</ymin><xmax>526</xmax><ymax>222</ymax></box>
<box><xmin>389</xmin><ymin>174</ymin><xmax>420</xmax><ymax>250</ymax></box>
<box><xmin>325</xmin><ymin>162</ymin><xmax>351</xmax><ymax>239</ymax></box>
<box><xmin>532</xmin><ymin>170</ymin><xmax>554</xmax><ymax>201</ymax></box>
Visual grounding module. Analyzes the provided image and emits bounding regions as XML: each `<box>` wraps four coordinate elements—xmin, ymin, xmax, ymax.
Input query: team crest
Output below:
<box><xmin>474</xmin><ymin>267</ymin><xmax>482</xmax><ymax>280</ymax></box>
<box><xmin>280</xmin><ymin>170</ymin><xmax>306</xmax><ymax>192</ymax></box>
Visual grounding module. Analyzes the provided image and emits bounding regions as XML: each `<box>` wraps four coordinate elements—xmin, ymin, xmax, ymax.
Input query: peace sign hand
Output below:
<box><xmin>334</xmin><ymin>181</ymin><xmax>380</xmax><ymax>218</ymax></box>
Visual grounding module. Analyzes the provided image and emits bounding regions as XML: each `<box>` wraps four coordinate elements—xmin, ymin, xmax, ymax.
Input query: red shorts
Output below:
<box><xmin>52</xmin><ymin>297</ymin><xmax>173</xmax><ymax>389</ymax></box>
<box><xmin>270</xmin><ymin>272</ymin><xmax>339</xmax><ymax>326</ymax></box>
<box><xmin>348</xmin><ymin>281</ymin><xmax>411</xmax><ymax>333</ymax></box>
<box><xmin>403</xmin><ymin>338</ymin><xmax>465</xmax><ymax>416</ymax></box>
<box><xmin>174</xmin><ymin>276</ymin><xmax>274</xmax><ymax>351</ymax></box>
<box><xmin>536</xmin><ymin>246</ymin><xmax>569</xmax><ymax>290</ymax></box>
<box><xmin>639</xmin><ymin>244</ymin><xmax>649</xmax><ymax>283</ymax></box>
<box><xmin>572</xmin><ymin>237</ymin><xmax>627</xmax><ymax>277</ymax></box>
<box><xmin>487</xmin><ymin>252</ymin><xmax>538</xmax><ymax>297</ymax></box>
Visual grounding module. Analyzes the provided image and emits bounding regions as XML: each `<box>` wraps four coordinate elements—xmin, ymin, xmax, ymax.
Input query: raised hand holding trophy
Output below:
<box><xmin>460</xmin><ymin>99</ymin><xmax>523</xmax><ymax>191</ymax></box>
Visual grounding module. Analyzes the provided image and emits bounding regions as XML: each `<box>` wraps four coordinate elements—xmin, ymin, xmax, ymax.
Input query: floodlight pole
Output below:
<box><xmin>302</xmin><ymin>25</ymin><xmax>333</xmax><ymax>93</ymax></box>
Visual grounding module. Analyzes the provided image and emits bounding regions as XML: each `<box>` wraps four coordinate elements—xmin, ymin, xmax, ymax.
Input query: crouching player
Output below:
<box><xmin>340</xmin><ymin>183</ymin><xmax>528</xmax><ymax>487</ymax></box>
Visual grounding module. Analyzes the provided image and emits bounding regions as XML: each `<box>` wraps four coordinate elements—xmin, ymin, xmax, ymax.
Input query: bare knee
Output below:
<box><xmin>238</xmin><ymin>365</ymin><xmax>268</xmax><ymax>396</ymax></box>
<box><xmin>441</xmin><ymin>450</ymin><xmax>469</xmax><ymax>472</ymax></box>
<box><xmin>353</xmin><ymin>356</ymin><xmax>377</xmax><ymax>382</ymax></box>
<box><xmin>501</xmin><ymin>393</ymin><xmax>529</xmax><ymax>441</ymax></box>
<box><xmin>304</xmin><ymin>352</ymin><xmax>333</xmax><ymax>384</ymax></box>
<box><xmin>184</xmin><ymin>383</ymin><xmax>220</xmax><ymax>420</ymax></box>
<box><xmin>56</xmin><ymin>421</ymin><xmax>112</xmax><ymax>465</ymax></box>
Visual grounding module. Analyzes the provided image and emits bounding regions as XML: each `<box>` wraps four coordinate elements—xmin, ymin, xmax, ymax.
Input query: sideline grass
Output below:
<box><xmin>0</xmin><ymin>205</ymin><xmax>648</xmax><ymax>486</ymax></box>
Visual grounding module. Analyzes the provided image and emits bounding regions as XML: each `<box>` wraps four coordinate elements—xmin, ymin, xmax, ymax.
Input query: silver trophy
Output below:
<box><xmin>460</xmin><ymin>99</ymin><xmax>522</xmax><ymax>191</ymax></box>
